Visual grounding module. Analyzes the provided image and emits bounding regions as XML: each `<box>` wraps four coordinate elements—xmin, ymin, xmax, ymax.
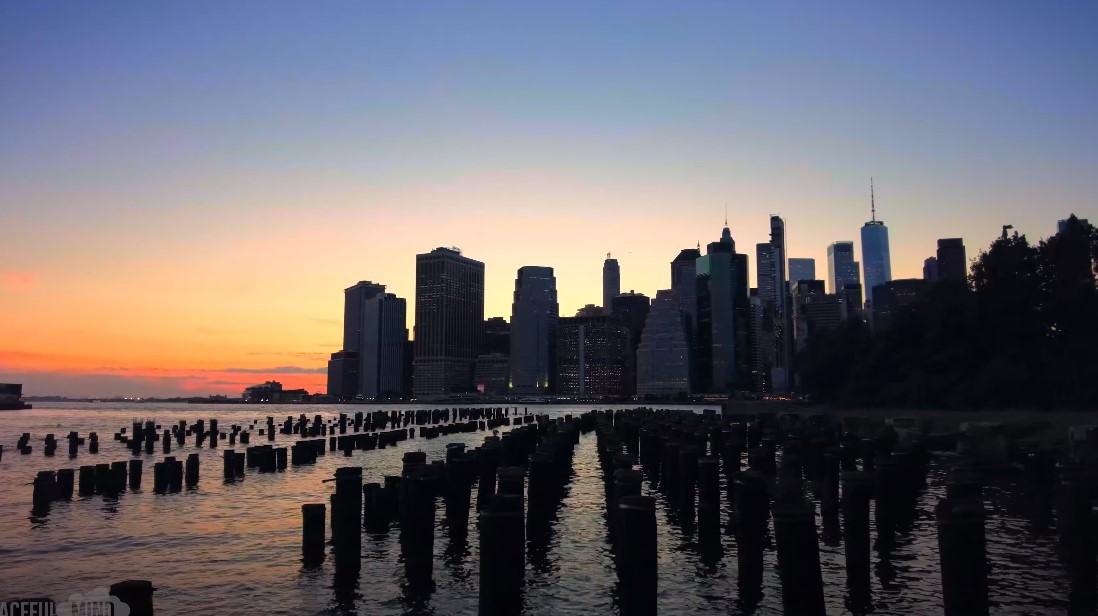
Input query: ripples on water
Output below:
<box><xmin>0</xmin><ymin>403</ymin><xmax>1079</xmax><ymax>615</ymax></box>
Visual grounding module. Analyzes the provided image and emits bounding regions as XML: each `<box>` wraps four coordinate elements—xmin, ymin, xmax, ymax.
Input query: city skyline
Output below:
<box><xmin>2</xmin><ymin>1</ymin><xmax>1096</xmax><ymax>396</ymax></box>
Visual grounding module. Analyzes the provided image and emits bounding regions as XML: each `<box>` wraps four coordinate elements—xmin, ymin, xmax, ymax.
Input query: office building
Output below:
<box><xmin>361</xmin><ymin>293</ymin><xmax>407</xmax><ymax>399</ymax></box>
<box><xmin>827</xmin><ymin>242</ymin><xmax>860</xmax><ymax>295</ymax></box>
<box><xmin>602</xmin><ymin>254</ymin><xmax>620</xmax><ymax>315</ymax></box>
<box><xmin>788</xmin><ymin>258</ymin><xmax>816</xmax><ymax>288</ymax></box>
<box><xmin>509</xmin><ymin>266</ymin><xmax>559</xmax><ymax>394</ymax></box>
<box><xmin>474</xmin><ymin>353</ymin><xmax>510</xmax><ymax>396</ymax></box>
<box><xmin>839</xmin><ymin>283</ymin><xmax>863</xmax><ymax>322</ymax></box>
<box><xmin>861</xmin><ymin>179</ymin><xmax>892</xmax><ymax>303</ymax></box>
<box><xmin>343</xmin><ymin>281</ymin><xmax>385</xmax><ymax>353</ymax></box>
<box><xmin>483</xmin><ymin>317</ymin><xmax>510</xmax><ymax>356</ymax></box>
<box><xmin>872</xmin><ymin>279</ymin><xmax>929</xmax><ymax>331</ymax></box>
<box><xmin>671</xmin><ymin>247</ymin><xmax>701</xmax><ymax>333</ymax></box>
<box><xmin>557</xmin><ymin>315</ymin><xmax>630</xmax><ymax>397</ymax></box>
<box><xmin>576</xmin><ymin>304</ymin><xmax>603</xmax><ymax>318</ymax></box>
<box><xmin>636</xmin><ymin>289</ymin><xmax>690</xmax><ymax>396</ymax></box>
<box><xmin>695</xmin><ymin>223</ymin><xmax>751</xmax><ymax>394</ymax></box>
<box><xmin>326</xmin><ymin>351</ymin><xmax>359</xmax><ymax>401</ymax></box>
<box><xmin>1058</xmin><ymin>216</ymin><xmax>1090</xmax><ymax>234</ymax></box>
<box><xmin>923</xmin><ymin>256</ymin><xmax>939</xmax><ymax>282</ymax></box>
<box><xmin>791</xmin><ymin>280</ymin><xmax>840</xmax><ymax>353</ymax></box>
<box><xmin>413</xmin><ymin>247</ymin><xmax>485</xmax><ymax>397</ymax></box>
<box><xmin>611</xmin><ymin>290</ymin><xmax>650</xmax><ymax>395</ymax></box>
<box><xmin>936</xmin><ymin>238</ymin><xmax>967</xmax><ymax>283</ymax></box>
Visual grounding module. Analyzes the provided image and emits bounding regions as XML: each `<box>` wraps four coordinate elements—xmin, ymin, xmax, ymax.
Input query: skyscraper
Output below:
<box><xmin>861</xmin><ymin>179</ymin><xmax>892</xmax><ymax>303</ymax></box>
<box><xmin>1059</xmin><ymin>217</ymin><xmax>1090</xmax><ymax>234</ymax></box>
<box><xmin>754</xmin><ymin>242</ymin><xmax>779</xmax><ymax>393</ymax></box>
<box><xmin>923</xmin><ymin>256</ymin><xmax>939</xmax><ymax>282</ymax></box>
<box><xmin>343</xmin><ymin>281</ymin><xmax>386</xmax><ymax>353</ymax></box>
<box><xmin>361</xmin><ymin>293</ymin><xmax>407</xmax><ymax>399</ymax></box>
<box><xmin>509</xmin><ymin>266</ymin><xmax>559</xmax><ymax>394</ymax></box>
<box><xmin>695</xmin><ymin>223</ymin><xmax>750</xmax><ymax>394</ymax></box>
<box><xmin>602</xmin><ymin>254</ymin><xmax>620</xmax><ymax>315</ymax></box>
<box><xmin>935</xmin><ymin>238</ymin><xmax>967</xmax><ymax>283</ymax></box>
<box><xmin>482</xmin><ymin>317</ymin><xmax>510</xmax><ymax>355</ymax></box>
<box><xmin>611</xmin><ymin>290</ymin><xmax>650</xmax><ymax>395</ymax></box>
<box><xmin>671</xmin><ymin>247</ymin><xmax>700</xmax><ymax>334</ymax></box>
<box><xmin>788</xmin><ymin>258</ymin><xmax>816</xmax><ymax>288</ymax></box>
<box><xmin>636</xmin><ymin>289</ymin><xmax>690</xmax><ymax>396</ymax></box>
<box><xmin>413</xmin><ymin>247</ymin><xmax>485</xmax><ymax>397</ymax></box>
<box><xmin>326</xmin><ymin>350</ymin><xmax>359</xmax><ymax>400</ymax></box>
<box><xmin>556</xmin><ymin>315</ymin><xmax>629</xmax><ymax>397</ymax></box>
<box><xmin>827</xmin><ymin>242</ymin><xmax>860</xmax><ymax>294</ymax></box>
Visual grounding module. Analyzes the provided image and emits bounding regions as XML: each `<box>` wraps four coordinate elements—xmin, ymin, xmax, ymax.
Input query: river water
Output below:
<box><xmin>0</xmin><ymin>403</ymin><xmax>1078</xmax><ymax>614</ymax></box>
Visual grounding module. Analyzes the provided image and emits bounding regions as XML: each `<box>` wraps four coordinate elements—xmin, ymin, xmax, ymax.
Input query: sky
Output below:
<box><xmin>2</xmin><ymin>1</ymin><xmax>1096</xmax><ymax>397</ymax></box>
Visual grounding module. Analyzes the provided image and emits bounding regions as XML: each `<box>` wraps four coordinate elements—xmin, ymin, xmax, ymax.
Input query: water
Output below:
<box><xmin>0</xmin><ymin>403</ymin><xmax>1079</xmax><ymax>614</ymax></box>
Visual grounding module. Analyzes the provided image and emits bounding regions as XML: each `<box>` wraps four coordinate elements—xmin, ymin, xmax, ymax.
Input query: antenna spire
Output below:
<box><xmin>724</xmin><ymin>203</ymin><xmax>728</xmax><ymax>227</ymax></box>
<box><xmin>871</xmin><ymin>177</ymin><xmax>876</xmax><ymax>222</ymax></box>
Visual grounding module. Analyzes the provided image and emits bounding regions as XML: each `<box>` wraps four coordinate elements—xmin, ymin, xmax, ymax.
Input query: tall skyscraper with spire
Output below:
<box><xmin>860</xmin><ymin>178</ymin><xmax>892</xmax><ymax>305</ymax></box>
<box><xmin>602</xmin><ymin>253</ymin><xmax>620</xmax><ymax>315</ymax></box>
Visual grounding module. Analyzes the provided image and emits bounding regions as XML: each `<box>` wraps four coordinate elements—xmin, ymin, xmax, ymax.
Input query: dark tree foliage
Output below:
<box><xmin>798</xmin><ymin>215</ymin><xmax>1098</xmax><ymax>409</ymax></box>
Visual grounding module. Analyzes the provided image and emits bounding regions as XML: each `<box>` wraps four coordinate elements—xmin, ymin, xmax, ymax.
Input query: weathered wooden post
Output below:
<box><xmin>332</xmin><ymin>467</ymin><xmax>362</xmax><ymax>569</ymax></box>
<box><xmin>32</xmin><ymin>471</ymin><xmax>56</xmax><ymax>513</ymax></box>
<box><xmin>400</xmin><ymin>471</ymin><xmax>436</xmax><ymax>589</ymax></box>
<box><xmin>111</xmin><ymin>461</ymin><xmax>128</xmax><ymax>493</ymax></box>
<box><xmin>841</xmin><ymin>471</ymin><xmax>874</xmax><ymax>602</ymax></box>
<box><xmin>936</xmin><ymin>497</ymin><xmax>989</xmax><ymax>616</ymax></box>
<box><xmin>109</xmin><ymin>580</ymin><xmax>155</xmax><ymax>616</ymax></box>
<box><xmin>773</xmin><ymin>498</ymin><xmax>826</xmax><ymax>616</ymax></box>
<box><xmin>78</xmin><ymin>465</ymin><xmax>96</xmax><ymax>496</ymax></box>
<box><xmin>184</xmin><ymin>453</ymin><xmax>199</xmax><ymax>488</ymax></box>
<box><xmin>56</xmin><ymin>468</ymin><xmax>75</xmax><ymax>500</ymax></box>
<box><xmin>479</xmin><ymin>493</ymin><xmax>524</xmax><ymax>615</ymax></box>
<box><xmin>616</xmin><ymin>495</ymin><xmax>656</xmax><ymax>616</ymax></box>
<box><xmin>128</xmin><ymin>459</ymin><xmax>143</xmax><ymax>490</ymax></box>
<box><xmin>302</xmin><ymin>503</ymin><xmax>326</xmax><ymax>561</ymax></box>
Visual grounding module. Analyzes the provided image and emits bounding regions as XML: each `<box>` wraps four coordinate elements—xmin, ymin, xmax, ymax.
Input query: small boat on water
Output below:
<box><xmin>0</xmin><ymin>383</ymin><xmax>32</xmax><ymax>410</ymax></box>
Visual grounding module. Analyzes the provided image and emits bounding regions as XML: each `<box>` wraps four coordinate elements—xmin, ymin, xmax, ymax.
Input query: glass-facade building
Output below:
<box><xmin>861</xmin><ymin>221</ymin><xmax>892</xmax><ymax>304</ymax></box>
<box><xmin>509</xmin><ymin>266</ymin><xmax>558</xmax><ymax>394</ymax></box>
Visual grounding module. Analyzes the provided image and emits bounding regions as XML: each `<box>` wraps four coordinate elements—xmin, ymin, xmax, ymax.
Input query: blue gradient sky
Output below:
<box><xmin>1</xmin><ymin>1</ymin><xmax>1095</xmax><ymax>396</ymax></box>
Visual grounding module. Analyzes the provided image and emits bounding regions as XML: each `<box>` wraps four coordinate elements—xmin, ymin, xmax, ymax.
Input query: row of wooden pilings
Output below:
<box><xmin>9</xmin><ymin>408</ymin><xmax>529</xmax><ymax>461</ymax></box>
<box><xmin>588</xmin><ymin>408</ymin><xmax>1098</xmax><ymax>616</ymax></box>
<box><xmin>27</xmin><ymin>409</ymin><xmax>532</xmax><ymax>517</ymax></box>
<box><xmin>30</xmin><ymin>453</ymin><xmax>208</xmax><ymax>512</ymax></box>
<box><xmin>300</xmin><ymin>411</ymin><xmax>599</xmax><ymax>615</ymax></box>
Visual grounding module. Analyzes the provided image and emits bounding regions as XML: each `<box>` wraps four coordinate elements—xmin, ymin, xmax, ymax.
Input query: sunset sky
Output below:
<box><xmin>2</xmin><ymin>2</ymin><xmax>1096</xmax><ymax>397</ymax></box>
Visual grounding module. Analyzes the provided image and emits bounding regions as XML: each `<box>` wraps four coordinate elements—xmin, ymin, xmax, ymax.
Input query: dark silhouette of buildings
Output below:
<box><xmin>343</xmin><ymin>281</ymin><xmax>385</xmax><ymax>353</ymax></box>
<box><xmin>695</xmin><ymin>223</ymin><xmax>751</xmax><ymax>394</ymax></box>
<box><xmin>923</xmin><ymin>256</ymin><xmax>939</xmax><ymax>282</ymax></box>
<box><xmin>557</xmin><ymin>315</ymin><xmax>629</xmax><ymax>397</ymax></box>
<box><xmin>936</xmin><ymin>238</ymin><xmax>967</xmax><ymax>283</ymax></box>
<box><xmin>413</xmin><ymin>247</ymin><xmax>485</xmax><ymax>397</ymax></box>
<box><xmin>361</xmin><ymin>293</ymin><xmax>407</xmax><ymax>399</ymax></box>
<box><xmin>788</xmin><ymin>257</ymin><xmax>816</xmax><ymax>289</ymax></box>
<box><xmin>827</xmin><ymin>241</ymin><xmax>860</xmax><ymax>297</ymax></box>
<box><xmin>474</xmin><ymin>353</ymin><xmax>510</xmax><ymax>395</ymax></box>
<box><xmin>611</xmin><ymin>290</ymin><xmax>650</xmax><ymax>395</ymax></box>
<box><xmin>871</xmin><ymin>278</ymin><xmax>929</xmax><ymax>331</ymax></box>
<box><xmin>326</xmin><ymin>351</ymin><xmax>359</xmax><ymax>400</ymax></box>
<box><xmin>483</xmin><ymin>317</ymin><xmax>510</xmax><ymax>355</ymax></box>
<box><xmin>510</xmin><ymin>266</ymin><xmax>559</xmax><ymax>394</ymax></box>
<box><xmin>636</xmin><ymin>289</ymin><xmax>690</xmax><ymax>396</ymax></box>
<box><xmin>602</xmin><ymin>254</ymin><xmax>620</xmax><ymax>316</ymax></box>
